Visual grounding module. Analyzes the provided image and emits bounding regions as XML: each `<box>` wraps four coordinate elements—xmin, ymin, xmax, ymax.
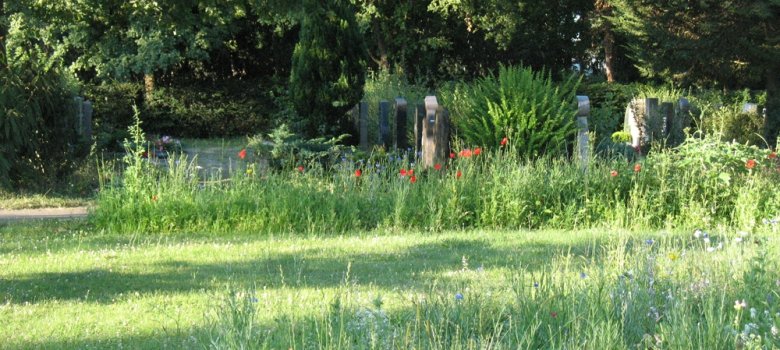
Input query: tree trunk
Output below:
<box><xmin>595</xmin><ymin>0</ymin><xmax>615</xmax><ymax>83</ymax></box>
<box><xmin>0</xmin><ymin>0</ymin><xmax>6</xmax><ymax>70</ymax></box>
<box><xmin>765</xmin><ymin>65</ymin><xmax>779</xmax><ymax>149</ymax></box>
<box><xmin>602</xmin><ymin>25</ymin><xmax>616</xmax><ymax>83</ymax></box>
<box><xmin>144</xmin><ymin>72</ymin><xmax>155</xmax><ymax>102</ymax></box>
<box><xmin>370</xmin><ymin>21</ymin><xmax>389</xmax><ymax>71</ymax></box>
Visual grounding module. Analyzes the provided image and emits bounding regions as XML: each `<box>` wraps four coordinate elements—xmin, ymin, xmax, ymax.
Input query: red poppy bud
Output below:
<box><xmin>409</xmin><ymin>175</ymin><xmax>417</xmax><ymax>184</ymax></box>
<box><xmin>500</xmin><ymin>137</ymin><xmax>508</xmax><ymax>146</ymax></box>
<box><xmin>355</xmin><ymin>169</ymin><xmax>362</xmax><ymax>177</ymax></box>
<box><xmin>238</xmin><ymin>149</ymin><xmax>247</xmax><ymax>160</ymax></box>
<box><xmin>746</xmin><ymin>159</ymin><xmax>756</xmax><ymax>169</ymax></box>
<box><xmin>434</xmin><ymin>163</ymin><xmax>442</xmax><ymax>171</ymax></box>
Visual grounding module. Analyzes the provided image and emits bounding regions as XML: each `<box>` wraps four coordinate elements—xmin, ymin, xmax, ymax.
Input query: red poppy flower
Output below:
<box><xmin>409</xmin><ymin>175</ymin><xmax>417</xmax><ymax>184</ymax></box>
<box><xmin>459</xmin><ymin>149</ymin><xmax>472</xmax><ymax>158</ymax></box>
<box><xmin>297</xmin><ymin>166</ymin><xmax>304</xmax><ymax>173</ymax></box>
<box><xmin>746</xmin><ymin>159</ymin><xmax>756</xmax><ymax>169</ymax></box>
<box><xmin>769</xmin><ymin>152</ymin><xmax>777</xmax><ymax>160</ymax></box>
<box><xmin>456</xmin><ymin>170</ymin><xmax>462</xmax><ymax>179</ymax></box>
<box><xmin>610</xmin><ymin>170</ymin><xmax>618</xmax><ymax>177</ymax></box>
<box><xmin>474</xmin><ymin>147</ymin><xmax>482</xmax><ymax>156</ymax></box>
<box><xmin>449</xmin><ymin>152</ymin><xmax>456</xmax><ymax>159</ymax></box>
<box><xmin>500</xmin><ymin>137</ymin><xmax>508</xmax><ymax>146</ymax></box>
<box><xmin>434</xmin><ymin>163</ymin><xmax>442</xmax><ymax>171</ymax></box>
<box><xmin>408</xmin><ymin>169</ymin><xmax>414</xmax><ymax>176</ymax></box>
<box><xmin>355</xmin><ymin>169</ymin><xmax>362</xmax><ymax>177</ymax></box>
<box><xmin>634</xmin><ymin>163</ymin><xmax>641</xmax><ymax>173</ymax></box>
<box><xmin>238</xmin><ymin>149</ymin><xmax>247</xmax><ymax>160</ymax></box>
<box><xmin>400</xmin><ymin>169</ymin><xmax>407</xmax><ymax>176</ymax></box>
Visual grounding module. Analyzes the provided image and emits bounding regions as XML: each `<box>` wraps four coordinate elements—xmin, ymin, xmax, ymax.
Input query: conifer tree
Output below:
<box><xmin>290</xmin><ymin>0</ymin><xmax>366</xmax><ymax>138</ymax></box>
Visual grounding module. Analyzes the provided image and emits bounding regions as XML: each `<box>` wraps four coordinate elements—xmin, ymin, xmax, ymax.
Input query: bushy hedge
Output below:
<box><xmin>84</xmin><ymin>79</ymin><xmax>276</xmax><ymax>147</ymax></box>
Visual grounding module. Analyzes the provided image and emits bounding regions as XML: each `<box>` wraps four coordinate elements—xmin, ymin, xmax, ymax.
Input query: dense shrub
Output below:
<box><xmin>84</xmin><ymin>79</ymin><xmax>275</xmax><ymax>143</ymax></box>
<box><xmin>442</xmin><ymin>65</ymin><xmax>580</xmax><ymax>158</ymax></box>
<box><xmin>290</xmin><ymin>0</ymin><xmax>367</xmax><ymax>139</ymax></box>
<box><xmin>83</xmin><ymin>82</ymin><xmax>142</xmax><ymax>150</ymax></box>
<box><xmin>0</xmin><ymin>40</ymin><xmax>85</xmax><ymax>190</ymax></box>
<box><xmin>143</xmin><ymin>80</ymin><xmax>274</xmax><ymax>138</ymax></box>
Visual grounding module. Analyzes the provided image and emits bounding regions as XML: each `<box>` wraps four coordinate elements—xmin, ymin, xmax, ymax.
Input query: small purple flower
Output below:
<box><xmin>580</xmin><ymin>272</ymin><xmax>587</xmax><ymax>279</ymax></box>
<box><xmin>455</xmin><ymin>293</ymin><xmax>464</xmax><ymax>301</ymax></box>
<box><xmin>645</xmin><ymin>239</ymin><xmax>655</xmax><ymax>245</ymax></box>
<box><xmin>250</xmin><ymin>297</ymin><xmax>258</xmax><ymax>303</ymax></box>
<box><xmin>533</xmin><ymin>282</ymin><xmax>539</xmax><ymax>288</ymax></box>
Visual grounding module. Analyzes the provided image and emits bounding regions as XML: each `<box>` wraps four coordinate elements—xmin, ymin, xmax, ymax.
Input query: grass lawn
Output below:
<box><xmin>1</xmin><ymin>220</ymin><xmax>778</xmax><ymax>349</ymax></box>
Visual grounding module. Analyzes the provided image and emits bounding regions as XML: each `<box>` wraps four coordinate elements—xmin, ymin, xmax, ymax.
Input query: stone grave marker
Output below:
<box><xmin>576</xmin><ymin>95</ymin><xmax>589</xmax><ymax>170</ymax></box>
<box><xmin>394</xmin><ymin>97</ymin><xmax>408</xmax><ymax>150</ymax></box>
<box><xmin>378</xmin><ymin>100</ymin><xmax>391</xmax><ymax>149</ymax></box>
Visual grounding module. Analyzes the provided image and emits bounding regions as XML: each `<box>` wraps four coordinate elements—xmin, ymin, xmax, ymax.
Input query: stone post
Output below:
<box><xmin>661</xmin><ymin>102</ymin><xmax>674</xmax><ymax>138</ymax></box>
<box><xmin>422</xmin><ymin>96</ymin><xmax>439</xmax><ymax>168</ymax></box>
<box><xmin>576</xmin><ymin>96</ymin><xmax>589</xmax><ymax>171</ymax></box>
<box><xmin>378</xmin><ymin>100</ymin><xmax>391</xmax><ymax>149</ymax></box>
<box><xmin>82</xmin><ymin>100</ymin><xmax>93</xmax><ymax>139</ymax></box>
<box><xmin>394</xmin><ymin>98</ymin><xmax>408</xmax><ymax>150</ymax></box>
<box><xmin>359</xmin><ymin>101</ymin><xmax>369</xmax><ymax>150</ymax></box>
<box><xmin>415</xmin><ymin>103</ymin><xmax>424</xmax><ymax>154</ymax></box>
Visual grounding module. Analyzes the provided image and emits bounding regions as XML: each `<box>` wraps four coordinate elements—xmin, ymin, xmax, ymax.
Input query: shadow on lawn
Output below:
<box><xmin>1</xmin><ymin>235</ymin><xmax>605</xmax><ymax>305</ymax></box>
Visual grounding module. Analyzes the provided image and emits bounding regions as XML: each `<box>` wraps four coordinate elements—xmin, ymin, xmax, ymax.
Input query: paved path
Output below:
<box><xmin>0</xmin><ymin>207</ymin><xmax>89</xmax><ymax>221</ymax></box>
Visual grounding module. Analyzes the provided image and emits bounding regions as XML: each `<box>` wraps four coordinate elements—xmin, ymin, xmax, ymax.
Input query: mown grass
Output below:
<box><xmin>1</xmin><ymin>221</ymin><xmax>778</xmax><ymax>349</ymax></box>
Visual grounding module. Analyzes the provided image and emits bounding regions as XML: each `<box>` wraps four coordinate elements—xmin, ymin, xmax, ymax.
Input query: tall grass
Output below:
<box><xmin>91</xmin><ymin>133</ymin><xmax>780</xmax><ymax>234</ymax></box>
<box><xmin>199</xmin><ymin>233</ymin><xmax>780</xmax><ymax>349</ymax></box>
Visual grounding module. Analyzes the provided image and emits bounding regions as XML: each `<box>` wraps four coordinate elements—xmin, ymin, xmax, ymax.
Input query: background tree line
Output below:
<box><xmin>0</xmin><ymin>0</ymin><xmax>778</xmax><ymax>189</ymax></box>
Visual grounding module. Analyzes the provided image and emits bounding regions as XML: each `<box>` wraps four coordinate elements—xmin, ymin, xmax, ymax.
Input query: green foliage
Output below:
<box><xmin>0</xmin><ymin>20</ymin><xmax>85</xmax><ymax>190</ymax></box>
<box><xmin>701</xmin><ymin>109</ymin><xmax>766</xmax><ymax>146</ymax></box>
<box><xmin>143</xmin><ymin>80</ymin><xmax>274</xmax><ymax>138</ymax></box>
<box><xmin>290</xmin><ymin>0</ymin><xmax>367</xmax><ymax>138</ymax></box>
<box><xmin>83</xmin><ymin>82</ymin><xmax>142</xmax><ymax>150</ymax></box>
<box><xmin>246</xmin><ymin>124</ymin><xmax>350</xmax><ymax>170</ymax></box>
<box><xmin>443</xmin><ymin>65</ymin><xmax>580</xmax><ymax>158</ymax></box>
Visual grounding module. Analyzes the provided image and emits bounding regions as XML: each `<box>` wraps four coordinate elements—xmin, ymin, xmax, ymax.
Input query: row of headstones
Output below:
<box><xmin>623</xmin><ymin>97</ymin><xmax>691</xmax><ymax>152</ymax></box>
<box><xmin>349</xmin><ymin>95</ymin><xmax>770</xmax><ymax>169</ymax></box>
<box><xmin>350</xmin><ymin>96</ymin><xmax>450</xmax><ymax>167</ymax></box>
<box><xmin>624</xmin><ymin>98</ymin><xmax>768</xmax><ymax>152</ymax></box>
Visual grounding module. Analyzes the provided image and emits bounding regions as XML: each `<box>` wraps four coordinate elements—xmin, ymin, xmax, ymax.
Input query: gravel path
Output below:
<box><xmin>0</xmin><ymin>207</ymin><xmax>89</xmax><ymax>221</ymax></box>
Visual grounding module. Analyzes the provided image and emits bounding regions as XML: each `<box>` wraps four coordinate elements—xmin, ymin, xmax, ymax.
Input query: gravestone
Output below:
<box><xmin>359</xmin><ymin>101</ymin><xmax>369</xmax><ymax>150</ymax></box>
<box><xmin>624</xmin><ymin>98</ymin><xmax>660</xmax><ymax>152</ymax></box>
<box><xmin>414</xmin><ymin>103</ymin><xmax>424</xmax><ymax>154</ymax></box>
<box><xmin>421</xmin><ymin>96</ymin><xmax>449</xmax><ymax>168</ymax></box>
<box><xmin>575</xmin><ymin>96</ymin><xmax>589</xmax><ymax>170</ymax></box>
<box><xmin>661</xmin><ymin>102</ymin><xmax>674</xmax><ymax>137</ymax></box>
<box><xmin>73</xmin><ymin>96</ymin><xmax>93</xmax><ymax>139</ymax></box>
<box><xmin>742</xmin><ymin>103</ymin><xmax>759</xmax><ymax>114</ymax></box>
<box><xmin>378</xmin><ymin>100</ymin><xmax>391</xmax><ymax>149</ymax></box>
<box><xmin>394</xmin><ymin>98</ymin><xmax>408</xmax><ymax>150</ymax></box>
